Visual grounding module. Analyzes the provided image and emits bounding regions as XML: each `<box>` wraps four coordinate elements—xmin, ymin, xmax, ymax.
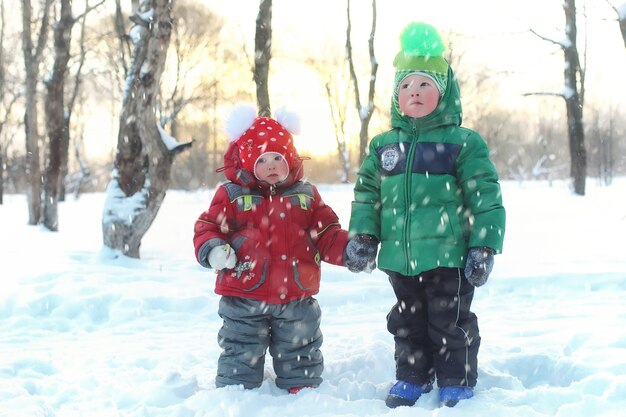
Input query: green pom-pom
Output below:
<box><xmin>399</xmin><ymin>22</ymin><xmax>445</xmax><ymax>57</ymax></box>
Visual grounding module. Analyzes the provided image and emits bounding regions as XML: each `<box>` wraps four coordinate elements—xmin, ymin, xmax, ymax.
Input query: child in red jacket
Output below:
<box><xmin>193</xmin><ymin>104</ymin><xmax>349</xmax><ymax>393</ymax></box>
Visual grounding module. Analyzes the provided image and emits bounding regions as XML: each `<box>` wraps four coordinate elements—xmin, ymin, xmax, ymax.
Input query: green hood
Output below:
<box><xmin>391</xmin><ymin>66</ymin><xmax>463</xmax><ymax>133</ymax></box>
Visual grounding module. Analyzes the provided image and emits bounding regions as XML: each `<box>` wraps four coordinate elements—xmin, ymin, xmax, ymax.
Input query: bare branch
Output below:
<box><xmin>346</xmin><ymin>0</ymin><xmax>361</xmax><ymax>112</ymax></box>
<box><xmin>34</xmin><ymin>0</ymin><xmax>54</xmax><ymax>64</ymax></box>
<box><xmin>522</xmin><ymin>92</ymin><xmax>565</xmax><ymax>98</ymax></box>
<box><xmin>74</xmin><ymin>0</ymin><xmax>107</xmax><ymax>22</ymax></box>
<box><xmin>529</xmin><ymin>28</ymin><xmax>564</xmax><ymax>48</ymax></box>
<box><xmin>366</xmin><ymin>0</ymin><xmax>378</xmax><ymax>112</ymax></box>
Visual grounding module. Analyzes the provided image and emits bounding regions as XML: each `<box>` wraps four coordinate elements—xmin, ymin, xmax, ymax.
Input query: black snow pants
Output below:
<box><xmin>386</xmin><ymin>267</ymin><xmax>480</xmax><ymax>388</ymax></box>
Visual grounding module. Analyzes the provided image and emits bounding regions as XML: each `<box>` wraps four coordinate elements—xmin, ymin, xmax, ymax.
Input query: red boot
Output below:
<box><xmin>288</xmin><ymin>386</ymin><xmax>315</xmax><ymax>394</ymax></box>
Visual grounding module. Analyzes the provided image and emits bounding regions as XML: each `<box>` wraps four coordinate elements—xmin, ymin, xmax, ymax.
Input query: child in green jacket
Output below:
<box><xmin>344</xmin><ymin>22</ymin><xmax>506</xmax><ymax>408</ymax></box>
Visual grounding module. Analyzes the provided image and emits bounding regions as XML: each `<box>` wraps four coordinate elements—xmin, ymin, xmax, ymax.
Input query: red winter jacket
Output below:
<box><xmin>193</xmin><ymin>142</ymin><xmax>349</xmax><ymax>304</ymax></box>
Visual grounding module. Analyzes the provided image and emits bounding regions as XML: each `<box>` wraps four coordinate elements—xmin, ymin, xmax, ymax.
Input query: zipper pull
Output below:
<box><xmin>269</xmin><ymin>184</ymin><xmax>276</xmax><ymax>195</ymax></box>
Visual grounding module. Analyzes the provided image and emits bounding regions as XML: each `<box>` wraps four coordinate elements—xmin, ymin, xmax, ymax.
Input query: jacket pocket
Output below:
<box><xmin>445</xmin><ymin>203</ymin><xmax>463</xmax><ymax>241</ymax></box>
<box><xmin>290</xmin><ymin>234</ymin><xmax>320</xmax><ymax>291</ymax></box>
<box><xmin>218</xmin><ymin>229</ymin><xmax>270</xmax><ymax>292</ymax></box>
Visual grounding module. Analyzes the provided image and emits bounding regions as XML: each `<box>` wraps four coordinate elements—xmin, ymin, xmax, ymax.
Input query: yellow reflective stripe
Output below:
<box><xmin>298</xmin><ymin>194</ymin><xmax>308</xmax><ymax>209</ymax></box>
<box><xmin>243</xmin><ymin>195</ymin><xmax>253</xmax><ymax>211</ymax></box>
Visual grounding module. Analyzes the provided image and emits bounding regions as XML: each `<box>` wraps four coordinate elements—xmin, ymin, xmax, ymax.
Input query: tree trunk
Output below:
<box><xmin>21</xmin><ymin>0</ymin><xmax>51</xmax><ymax>225</ymax></box>
<box><xmin>254</xmin><ymin>0</ymin><xmax>271</xmax><ymax>117</ymax></box>
<box><xmin>563</xmin><ymin>0</ymin><xmax>586</xmax><ymax>195</ymax></box>
<box><xmin>58</xmin><ymin>114</ymin><xmax>70</xmax><ymax>202</ymax></box>
<box><xmin>42</xmin><ymin>0</ymin><xmax>73</xmax><ymax>231</ymax></box>
<box><xmin>0</xmin><ymin>2</ymin><xmax>5</xmax><ymax>205</ymax></box>
<box><xmin>102</xmin><ymin>0</ymin><xmax>190</xmax><ymax>259</ymax></box>
<box><xmin>0</xmin><ymin>152</ymin><xmax>4</xmax><ymax>205</ymax></box>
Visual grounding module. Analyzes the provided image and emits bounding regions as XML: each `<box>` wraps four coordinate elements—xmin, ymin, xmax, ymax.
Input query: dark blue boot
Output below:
<box><xmin>439</xmin><ymin>386</ymin><xmax>474</xmax><ymax>407</ymax></box>
<box><xmin>385</xmin><ymin>381</ymin><xmax>433</xmax><ymax>408</ymax></box>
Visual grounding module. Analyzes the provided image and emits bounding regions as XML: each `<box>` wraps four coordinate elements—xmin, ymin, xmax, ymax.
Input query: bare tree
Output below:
<box><xmin>113</xmin><ymin>0</ymin><xmax>132</xmax><ymax>78</ymax></box>
<box><xmin>587</xmin><ymin>106</ymin><xmax>615</xmax><ymax>186</ymax></box>
<box><xmin>303</xmin><ymin>47</ymin><xmax>352</xmax><ymax>183</ymax></box>
<box><xmin>21</xmin><ymin>0</ymin><xmax>53</xmax><ymax>224</ymax></box>
<box><xmin>160</xmin><ymin>1</ymin><xmax>228</xmax><ymax>189</ymax></box>
<box><xmin>0</xmin><ymin>0</ymin><xmax>11</xmax><ymax>204</ymax></box>
<box><xmin>59</xmin><ymin>7</ymin><xmax>94</xmax><ymax>202</ymax></box>
<box><xmin>41</xmin><ymin>0</ymin><xmax>72</xmax><ymax>231</ymax></box>
<box><xmin>325</xmin><ymin>80</ymin><xmax>351</xmax><ymax>183</ymax></box>
<box><xmin>528</xmin><ymin>0</ymin><xmax>587</xmax><ymax>195</ymax></box>
<box><xmin>102</xmin><ymin>0</ymin><xmax>191</xmax><ymax>258</ymax></box>
<box><xmin>157</xmin><ymin>0</ymin><xmax>221</xmax><ymax>138</ymax></box>
<box><xmin>41</xmin><ymin>0</ymin><xmax>105</xmax><ymax>231</ymax></box>
<box><xmin>346</xmin><ymin>0</ymin><xmax>378</xmax><ymax>166</ymax></box>
<box><xmin>0</xmin><ymin>41</ymin><xmax>22</xmax><ymax>204</ymax></box>
<box><xmin>255</xmin><ymin>0</ymin><xmax>272</xmax><ymax>117</ymax></box>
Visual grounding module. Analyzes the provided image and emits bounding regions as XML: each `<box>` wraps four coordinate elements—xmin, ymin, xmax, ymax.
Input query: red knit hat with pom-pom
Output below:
<box><xmin>225</xmin><ymin>104</ymin><xmax>300</xmax><ymax>176</ymax></box>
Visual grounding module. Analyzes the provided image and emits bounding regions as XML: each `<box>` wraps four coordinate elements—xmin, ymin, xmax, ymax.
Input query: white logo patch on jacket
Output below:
<box><xmin>381</xmin><ymin>148</ymin><xmax>400</xmax><ymax>172</ymax></box>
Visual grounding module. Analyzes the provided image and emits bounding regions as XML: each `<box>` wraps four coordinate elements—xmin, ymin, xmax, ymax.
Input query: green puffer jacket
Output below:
<box><xmin>349</xmin><ymin>67</ymin><xmax>506</xmax><ymax>276</ymax></box>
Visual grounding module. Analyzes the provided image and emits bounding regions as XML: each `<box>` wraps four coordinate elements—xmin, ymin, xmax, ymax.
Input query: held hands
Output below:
<box><xmin>344</xmin><ymin>234</ymin><xmax>378</xmax><ymax>273</ymax></box>
<box><xmin>208</xmin><ymin>244</ymin><xmax>237</xmax><ymax>270</ymax></box>
<box><xmin>464</xmin><ymin>247</ymin><xmax>495</xmax><ymax>287</ymax></box>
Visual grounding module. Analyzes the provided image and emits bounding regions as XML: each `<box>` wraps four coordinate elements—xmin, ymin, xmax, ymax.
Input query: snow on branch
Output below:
<box><xmin>157</xmin><ymin>123</ymin><xmax>193</xmax><ymax>155</ymax></box>
<box><xmin>608</xmin><ymin>1</ymin><xmax>626</xmax><ymax>20</ymax></box>
<box><xmin>130</xmin><ymin>8</ymin><xmax>154</xmax><ymax>27</ymax></box>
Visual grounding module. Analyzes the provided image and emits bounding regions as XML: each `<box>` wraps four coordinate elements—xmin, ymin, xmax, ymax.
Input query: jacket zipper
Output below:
<box><xmin>403</xmin><ymin>125</ymin><xmax>418</xmax><ymax>273</ymax></box>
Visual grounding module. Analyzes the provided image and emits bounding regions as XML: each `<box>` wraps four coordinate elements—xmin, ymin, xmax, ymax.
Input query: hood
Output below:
<box><xmin>220</xmin><ymin>141</ymin><xmax>304</xmax><ymax>190</ymax></box>
<box><xmin>391</xmin><ymin>66</ymin><xmax>463</xmax><ymax>133</ymax></box>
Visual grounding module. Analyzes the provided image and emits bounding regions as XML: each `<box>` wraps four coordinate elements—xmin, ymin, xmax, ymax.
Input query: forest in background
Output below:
<box><xmin>1</xmin><ymin>0</ymin><xmax>625</xmax><ymax>200</ymax></box>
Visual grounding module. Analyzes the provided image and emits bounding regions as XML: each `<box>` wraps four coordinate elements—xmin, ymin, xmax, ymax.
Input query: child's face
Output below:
<box><xmin>254</xmin><ymin>152</ymin><xmax>289</xmax><ymax>184</ymax></box>
<box><xmin>398</xmin><ymin>73</ymin><xmax>440</xmax><ymax>118</ymax></box>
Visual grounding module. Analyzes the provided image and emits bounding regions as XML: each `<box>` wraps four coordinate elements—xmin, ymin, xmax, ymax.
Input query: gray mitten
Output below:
<box><xmin>344</xmin><ymin>234</ymin><xmax>378</xmax><ymax>273</ymax></box>
<box><xmin>464</xmin><ymin>247</ymin><xmax>495</xmax><ymax>287</ymax></box>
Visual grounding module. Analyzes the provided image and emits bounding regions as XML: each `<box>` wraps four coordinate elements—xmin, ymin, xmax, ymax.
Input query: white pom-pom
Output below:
<box><xmin>225</xmin><ymin>103</ymin><xmax>257</xmax><ymax>141</ymax></box>
<box><xmin>275</xmin><ymin>106</ymin><xmax>301</xmax><ymax>135</ymax></box>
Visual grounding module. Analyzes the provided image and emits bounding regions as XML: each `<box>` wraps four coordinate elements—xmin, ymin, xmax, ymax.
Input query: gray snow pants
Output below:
<box><xmin>216</xmin><ymin>296</ymin><xmax>324</xmax><ymax>390</ymax></box>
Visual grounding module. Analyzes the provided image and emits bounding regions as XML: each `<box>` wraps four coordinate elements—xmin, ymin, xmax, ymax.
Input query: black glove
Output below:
<box><xmin>464</xmin><ymin>247</ymin><xmax>495</xmax><ymax>287</ymax></box>
<box><xmin>344</xmin><ymin>234</ymin><xmax>378</xmax><ymax>273</ymax></box>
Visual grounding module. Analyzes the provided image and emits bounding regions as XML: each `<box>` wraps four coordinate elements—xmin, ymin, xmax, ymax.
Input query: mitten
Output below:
<box><xmin>464</xmin><ymin>247</ymin><xmax>495</xmax><ymax>287</ymax></box>
<box><xmin>208</xmin><ymin>244</ymin><xmax>237</xmax><ymax>270</ymax></box>
<box><xmin>344</xmin><ymin>234</ymin><xmax>378</xmax><ymax>273</ymax></box>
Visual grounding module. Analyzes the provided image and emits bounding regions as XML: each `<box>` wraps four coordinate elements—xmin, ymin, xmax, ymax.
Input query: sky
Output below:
<box><xmin>1</xmin><ymin>178</ymin><xmax>626</xmax><ymax>416</ymax></box>
<box><xmin>200</xmin><ymin>0</ymin><xmax>626</xmax><ymax>156</ymax></box>
<box><xmin>79</xmin><ymin>0</ymin><xmax>626</xmax><ymax>160</ymax></box>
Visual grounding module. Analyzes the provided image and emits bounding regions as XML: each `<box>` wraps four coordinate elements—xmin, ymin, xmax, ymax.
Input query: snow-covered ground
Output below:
<box><xmin>1</xmin><ymin>179</ymin><xmax>625</xmax><ymax>417</ymax></box>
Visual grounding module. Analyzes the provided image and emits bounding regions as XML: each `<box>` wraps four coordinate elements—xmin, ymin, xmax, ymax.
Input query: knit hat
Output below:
<box><xmin>393</xmin><ymin>22</ymin><xmax>449</xmax><ymax>104</ymax></box>
<box><xmin>225</xmin><ymin>104</ymin><xmax>301</xmax><ymax>179</ymax></box>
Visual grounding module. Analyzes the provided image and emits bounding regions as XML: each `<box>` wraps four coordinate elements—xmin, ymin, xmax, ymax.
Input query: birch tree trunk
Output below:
<box><xmin>528</xmin><ymin>0</ymin><xmax>587</xmax><ymax>195</ymax></box>
<box><xmin>102</xmin><ymin>0</ymin><xmax>190</xmax><ymax>258</ymax></box>
<box><xmin>563</xmin><ymin>0</ymin><xmax>586</xmax><ymax>195</ymax></box>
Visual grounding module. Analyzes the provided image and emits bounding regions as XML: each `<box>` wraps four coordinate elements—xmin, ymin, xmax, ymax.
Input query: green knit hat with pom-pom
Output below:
<box><xmin>393</xmin><ymin>22</ymin><xmax>449</xmax><ymax>95</ymax></box>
